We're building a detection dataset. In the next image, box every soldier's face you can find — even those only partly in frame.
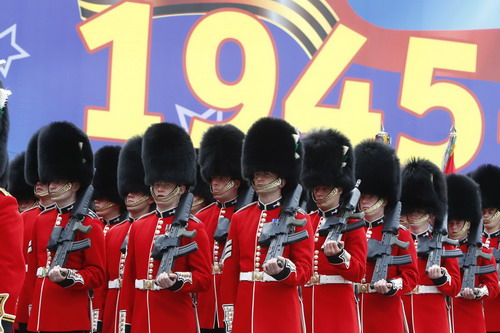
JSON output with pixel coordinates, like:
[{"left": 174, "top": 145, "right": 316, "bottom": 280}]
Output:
[
  {"left": 34, "top": 182, "right": 49, "bottom": 198},
  {"left": 48, "top": 181, "right": 79, "bottom": 205},
  {"left": 152, "top": 181, "right": 177, "bottom": 197},
  {"left": 211, "top": 175, "right": 239, "bottom": 202},
  {"left": 448, "top": 219, "right": 469, "bottom": 240},
  {"left": 483, "top": 208, "right": 500, "bottom": 229},
  {"left": 125, "top": 192, "right": 153, "bottom": 217},
  {"left": 253, "top": 171, "right": 278, "bottom": 186},
  {"left": 18, "top": 199, "right": 36, "bottom": 213},
  {"left": 359, "top": 194, "right": 385, "bottom": 220},
  {"left": 313, "top": 186, "right": 342, "bottom": 211}
]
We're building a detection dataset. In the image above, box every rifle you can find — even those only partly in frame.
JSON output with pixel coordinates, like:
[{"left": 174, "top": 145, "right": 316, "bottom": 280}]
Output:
[
  {"left": 47, "top": 185, "right": 94, "bottom": 269},
  {"left": 258, "top": 184, "right": 309, "bottom": 264},
  {"left": 317, "top": 180, "right": 365, "bottom": 244},
  {"left": 368, "top": 201, "right": 413, "bottom": 285},
  {"left": 460, "top": 219, "right": 496, "bottom": 293},
  {"left": 417, "top": 211, "right": 462, "bottom": 273},
  {"left": 492, "top": 247, "right": 500, "bottom": 279},
  {"left": 213, "top": 187, "right": 255, "bottom": 243},
  {"left": 151, "top": 192, "right": 198, "bottom": 279}
]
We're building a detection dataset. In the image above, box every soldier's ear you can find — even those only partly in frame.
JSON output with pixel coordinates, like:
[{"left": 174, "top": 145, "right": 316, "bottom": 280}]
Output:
[
  {"left": 178, "top": 185, "right": 186, "bottom": 195},
  {"left": 279, "top": 178, "right": 286, "bottom": 189},
  {"left": 234, "top": 179, "right": 241, "bottom": 189},
  {"left": 72, "top": 182, "right": 81, "bottom": 193}
]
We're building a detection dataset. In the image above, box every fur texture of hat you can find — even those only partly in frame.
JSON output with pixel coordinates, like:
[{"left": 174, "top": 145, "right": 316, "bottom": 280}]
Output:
[
  {"left": 8, "top": 152, "right": 35, "bottom": 201},
  {"left": 93, "top": 145, "right": 123, "bottom": 206},
  {"left": 192, "top": 149, "right": 214, "bottom": 205},
  {"left": 401, "top": 158, "right": 447, "bottom": 217},
  {"left": 142, "top": 122, "right": 196, "bottom": 187},
  {"left": 446, "top": 174, "right": 482, "bottom": 226},
  {"left": 38, "top": 122, "right": 94, "bottom": 189},
  {"left": 199, "top": 124, "right": 245, "bottom": 183},
  {"left": 242, "top": 117, "right": 303, "bottom": 193},
  {"left": 354, "top": 140, "right": 401, "bottom": 209},
  {"left": 24, "top": 129, "right": 43, "bottom": 186},
  {"left": 0, "top": 86, "right": 10, "bottom": 188},
  {"left": 301, "top": 129, "right": 354, "bottom": 193},
  {"left": 470, "top": 164, "right": 500, "bottom": 210},
  {"left": 118, "top": 136, "right": 149, "bottom": 198}
]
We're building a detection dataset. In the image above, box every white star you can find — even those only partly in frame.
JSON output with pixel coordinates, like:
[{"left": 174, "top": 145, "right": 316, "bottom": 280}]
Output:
[
  {"left": 175, "top": 104, "right": 224, "bottom": 131},
  {"left": 0, "top": 24, "right": 30, "bottom": 78}
]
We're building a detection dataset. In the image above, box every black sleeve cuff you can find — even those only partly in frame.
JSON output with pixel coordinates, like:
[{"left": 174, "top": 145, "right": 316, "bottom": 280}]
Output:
[
  {"left": 167, "top": 278, "right": 184, "bottom": 292},
  {"left": 270, "top": 259, "right": 292, "bottom": 281},
  {"left": 431, "top": 273, "right": 448, "bottom": 287},
  {"left": 326, "top": 249, "right": 345, "bottom": 264},
  {"left": 56, "top": 269, "right": 84, "bottom": 288}
]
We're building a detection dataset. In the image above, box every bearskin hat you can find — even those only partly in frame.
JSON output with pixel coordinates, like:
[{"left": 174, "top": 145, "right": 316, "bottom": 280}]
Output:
[
  {"left": 38, "top": 122, "right": 94, "bottom": 190},
  {"left": 242, "top": 117, "right": 303, "bottom": 193},
  {"left": 0, "top": 86, "right": 10, "bottom": 188},
  {"left": 142, "top": 122, "right": 196, "bottom": 187},
  {"left": 301, "top": 129, "right": 354, "bottom": 193},
  {"left": 199, "top": 124, "right": 245, "bottom": 184},
  {"left": 354, "top": 139, "right": 401, "bottom": 209},
  {"left": 192, "top": 149, "right": 214, "bottom": 205},
  {"left": 118, "top": 136, "right": 148, "bottom": 198},
  {"left": 92, "top": 145, "right": 123, "bottom": 206},
  {"left": 8, "top": 152, "right": 35, "bottom": 201},
  {"left": 446, "top": 174, "right": 482, "bottom": 226},
  {"left": 401, "top": 158, "right": 447, "bottom": 217},
  {"left": 470, "top": 164, "right": 500, "bottom": 210},
  {"left": 24, "top": 129, "right": 44, "bottom": 186}
]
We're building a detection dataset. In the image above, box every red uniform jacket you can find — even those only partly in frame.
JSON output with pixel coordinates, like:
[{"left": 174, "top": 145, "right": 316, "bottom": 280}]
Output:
[
  {"left": 361, "top": 218, "right": 419, "bottom": 333},
  {"left": 118, "top": 209, "right": 211, "bottom": 333},
  {"left": 303, "top": 209, "right": 367, "bottom": 333},
  {"left": 221, "top": 200, "right": 314, "bottom": 333},
  {"left": 93, "top": 213, "right": 129, "bottom": 331},
  {"left": 26, "top": 205, "right": 106, "bottom": 332},
  {"left": 195, "top": 199, "right": 237, "bottom": 329},
  {"left": 402, "top": 231, "right": 461, "bottom": 333},
  {"left": 452, "top": 241, "right": 499, "bottom": 333},
  {"left": 482, "top": 230, "right": 500, "bottom": 332},
  {"left": 0, "top": 190, "right": 25, "bottom": 332}
]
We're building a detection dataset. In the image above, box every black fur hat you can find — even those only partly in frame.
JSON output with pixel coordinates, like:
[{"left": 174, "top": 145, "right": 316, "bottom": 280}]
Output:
[
  {"left": 354, "top": 140, "right": 401, "bottom": 209},
  {"left": 301, "top": 129, "right": 354, "bottom": 193},
  {"left": 192, "top": 149, "right": 214, "bottom": 204},
  {"left": 142, "top": 122, "right": 196, "bottom": 187},
  {"left": 470, "top": 164, "right": 500, "bottom": 210},
  {"left": 401, "top": 158, "right": 447, "bottom": 217},
  {"left": 25, "top": 129, "right": 43, "bottom": 186},
  {"left": 118, "top": 136, "right": 148, "bottom": 198},
  {"left": 446, "top": 174, "right": 482, "bottom": 226},
  {"left": 242, "top": 117, "right": 303, "bottom": 193},
  {"left": 38, "top": 122, "right": 94, "bottom": 190},
  {"left": 93, "top": 145, "right": 123, "bottom": 206},
  {"left": 0, "top": 86, "right": 10, "bottom": 188},
  {"left": 199, "top": 124, "right": 245, "bottom": 183},
  {"left": 8, "top": 152, "right": 35, "bottom": 202}
]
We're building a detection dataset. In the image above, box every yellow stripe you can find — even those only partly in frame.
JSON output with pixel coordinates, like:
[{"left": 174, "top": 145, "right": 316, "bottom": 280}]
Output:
[{"left": 2, "top": 314, "right": 15, "bottom": 322}]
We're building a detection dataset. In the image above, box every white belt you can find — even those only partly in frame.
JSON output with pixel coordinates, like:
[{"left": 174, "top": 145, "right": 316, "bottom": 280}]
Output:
[
  {"left": 408, "top": 285, "right": 441, "bottom": 294},
  {"left": 135, "top": 279, "right": 162, "bottom": 291},
  {"left": 108, "top": 278, "right": 122, "bottom": 289},
  {"left": 36, "top": 267, "right": 49, "bottom": 278},
  {"left": 306, "top": 274, "right": 352, "bottom": 286},
  {"left": 239, "top": 271, "right": 277, "bottom": 282},
  {"left": 355, "top": 283, "right": 377, "bottom": 293}
]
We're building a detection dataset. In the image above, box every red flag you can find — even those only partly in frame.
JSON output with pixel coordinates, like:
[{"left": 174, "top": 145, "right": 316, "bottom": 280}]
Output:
[{"left": 442, "top": 125, "right": 457, "bottom": 174}]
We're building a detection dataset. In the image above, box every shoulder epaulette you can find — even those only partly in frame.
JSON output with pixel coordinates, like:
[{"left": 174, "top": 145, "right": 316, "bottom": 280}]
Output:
[
  {"left": 196, "top": 202, "right": 216, "bottom": 214},
  {"left": 22, "top": 205, "right": 40, "bottom": 214},
  {"left": 87, "top": 210, "right": 99, "bottom": 219},
  {"left": 190, "top": 215, "right": 203, "bottom": 224},
  {"left": 0, "top": 187, "right": 11, "bottom": 196},
  {"left": 235, "top": 201, "right": 257, "bottom": 213}
]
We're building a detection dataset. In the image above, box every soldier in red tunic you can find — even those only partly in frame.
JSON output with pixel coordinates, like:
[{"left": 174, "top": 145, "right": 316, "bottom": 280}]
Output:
[
  {"left": 447, "top": 174, "right": 499, "bottom": 333},
  {"left": 15, "top": 129, "right": 55, "bottom": 333},
  {"left": 300, "top": 129, "right": 367, "bottom": 333},
  {"left": 26, "top": 122, "right": 106, "bottom": 333},
  {"left": 92, "top": 145, "right": 128, "bottom": 332},
  {"left": 101, "top": 136, "right": 154, "bottom": 333},
  {"left": 0, "top": 87, "right": 25, "bottom": 333},
  {"left": 399, "top": 158, "right": 461, "bottom": 333},
  {"left": 470, "top": 164, "right": 500, "bottom": 333},
  {"left": 354, "top": 140, "right": 418, "bottom": 333},
  {"left": 221, "top": 117, "right": 314, "bottom": 333},
  {"left": 118, "top": 123, "right": 211, "bottom": 333},
  {"left": 8, "top": 153, "right": 37, "bottom": 212},
  {"left": 195, "top": 124, "right": 247, "bottom": 333}
]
